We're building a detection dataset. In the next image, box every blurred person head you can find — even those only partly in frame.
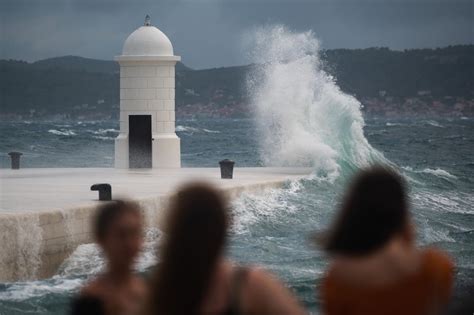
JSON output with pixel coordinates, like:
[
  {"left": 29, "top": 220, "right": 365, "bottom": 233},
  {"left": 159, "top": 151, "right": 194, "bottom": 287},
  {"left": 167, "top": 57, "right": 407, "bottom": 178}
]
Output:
[
  {"left": 319, "top": 165, "right": 412, "bottom": 256},
  {"left": 94, "top": 200, "right": 143, "bottom": 270},
  {"left": 147, "top": 182, "right": 229, "bottom": 315},
  {"left": 318, "top": 166, "right": 456, "bottom": 315}
]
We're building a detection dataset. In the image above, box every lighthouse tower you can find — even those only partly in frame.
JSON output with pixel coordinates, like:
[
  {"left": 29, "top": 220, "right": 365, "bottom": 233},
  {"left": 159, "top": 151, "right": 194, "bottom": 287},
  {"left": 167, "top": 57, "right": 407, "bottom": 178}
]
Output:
[{"left": 115, "top": 16, "right": 181, "bottom": 168}]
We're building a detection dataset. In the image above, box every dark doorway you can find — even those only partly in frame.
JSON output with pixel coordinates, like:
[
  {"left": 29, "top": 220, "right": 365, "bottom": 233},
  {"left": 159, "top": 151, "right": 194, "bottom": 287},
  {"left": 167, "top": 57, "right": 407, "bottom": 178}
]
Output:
[{"left": 129, "top": 115, "right": 152, "bottom": 168}]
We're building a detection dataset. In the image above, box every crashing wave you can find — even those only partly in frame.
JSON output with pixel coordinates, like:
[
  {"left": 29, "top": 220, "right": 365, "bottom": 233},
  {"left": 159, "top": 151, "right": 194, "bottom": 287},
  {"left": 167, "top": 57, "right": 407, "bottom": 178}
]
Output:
[{"left": 246, "top": 25, "right": 386, "bottom": 179}]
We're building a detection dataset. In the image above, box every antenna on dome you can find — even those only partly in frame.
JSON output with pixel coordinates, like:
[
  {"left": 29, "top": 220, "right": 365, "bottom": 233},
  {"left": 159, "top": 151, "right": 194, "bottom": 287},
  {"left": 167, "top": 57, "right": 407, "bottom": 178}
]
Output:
[{"left": 144, "top": 15, "right": 151, "bottom": 26}]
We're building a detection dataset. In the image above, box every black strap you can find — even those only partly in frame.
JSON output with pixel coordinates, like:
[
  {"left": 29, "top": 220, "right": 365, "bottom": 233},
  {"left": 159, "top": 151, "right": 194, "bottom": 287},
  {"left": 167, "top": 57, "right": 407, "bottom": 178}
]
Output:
[
  {"left": 70, "top": 295, "right": 105, "bottom": 315},
  {"left": 227, "top": 266, "right": 248, "bottom": 315}
]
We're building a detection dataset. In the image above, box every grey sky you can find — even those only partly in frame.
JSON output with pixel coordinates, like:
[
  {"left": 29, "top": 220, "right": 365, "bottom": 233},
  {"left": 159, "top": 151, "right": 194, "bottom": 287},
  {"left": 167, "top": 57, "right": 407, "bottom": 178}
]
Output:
[{"left": 1, "top": 0, "right": 472, "bottom": 69}]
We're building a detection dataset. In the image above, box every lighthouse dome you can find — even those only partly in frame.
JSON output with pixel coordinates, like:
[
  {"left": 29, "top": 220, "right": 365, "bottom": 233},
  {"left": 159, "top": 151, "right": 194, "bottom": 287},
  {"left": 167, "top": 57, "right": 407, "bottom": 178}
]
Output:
[{"left": 122, "top": 24, "right": 174, "bottom": 57}]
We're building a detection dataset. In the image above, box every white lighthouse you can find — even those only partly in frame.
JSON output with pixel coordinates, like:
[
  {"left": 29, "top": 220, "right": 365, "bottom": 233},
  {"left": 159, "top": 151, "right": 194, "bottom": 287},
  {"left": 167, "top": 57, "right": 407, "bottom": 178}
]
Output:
[{"left": 115, "top": 16, "right": 181, "bottom": 168}]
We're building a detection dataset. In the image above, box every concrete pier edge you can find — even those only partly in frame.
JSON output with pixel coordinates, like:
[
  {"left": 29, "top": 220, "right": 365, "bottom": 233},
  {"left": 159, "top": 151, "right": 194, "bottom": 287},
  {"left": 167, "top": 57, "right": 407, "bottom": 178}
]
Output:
[{"left": 0, "top": 173, "right": 308, "bottom": 282}]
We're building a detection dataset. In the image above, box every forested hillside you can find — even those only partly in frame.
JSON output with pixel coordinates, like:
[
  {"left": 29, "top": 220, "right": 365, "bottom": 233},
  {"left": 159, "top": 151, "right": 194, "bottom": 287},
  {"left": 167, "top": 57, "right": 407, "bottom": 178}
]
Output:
[{"left": 1, "top": 45, "right": 472, "bottom": 119}]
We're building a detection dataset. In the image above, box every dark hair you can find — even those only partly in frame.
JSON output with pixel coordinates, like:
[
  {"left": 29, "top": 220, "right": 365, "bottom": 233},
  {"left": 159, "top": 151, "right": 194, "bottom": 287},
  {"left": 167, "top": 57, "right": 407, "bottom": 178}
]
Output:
[
  {"left": 320, "top": 166, "right": 409, "bottom": 256},
  {"left": 94, "top": 200, "right": 141, "bottom": 241},
  {"left": 147, "top": 182, "right": 228, "bottom": 315}
]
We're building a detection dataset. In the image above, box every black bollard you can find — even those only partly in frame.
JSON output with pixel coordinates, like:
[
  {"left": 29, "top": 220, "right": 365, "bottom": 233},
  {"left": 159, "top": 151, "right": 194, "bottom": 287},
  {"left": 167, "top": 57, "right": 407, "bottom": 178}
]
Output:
[
  {"left": 219, "top": 159, "right": 235, "bottom": 179},
  {"left": 8, "top": 152, "right": 23, "bottom": 170},
  {"left": 91, "top": 183, "right": 112, "bottom": 201}
]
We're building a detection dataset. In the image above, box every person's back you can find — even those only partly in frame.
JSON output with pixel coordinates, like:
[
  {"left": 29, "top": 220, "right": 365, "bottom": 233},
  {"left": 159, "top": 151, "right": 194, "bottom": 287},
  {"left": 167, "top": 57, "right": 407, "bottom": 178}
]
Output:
[
  {"left": 316, "top": 166, "right": 454, "bottom": 315},
  {"left": 199, "top": 260, "right": 306, "bottom": 315},
  {"left": 322, "top": 245, "right": 453, "bottom": 315},
  {"left": 146, "top": 182, "right": 306, "bottom": 315}
]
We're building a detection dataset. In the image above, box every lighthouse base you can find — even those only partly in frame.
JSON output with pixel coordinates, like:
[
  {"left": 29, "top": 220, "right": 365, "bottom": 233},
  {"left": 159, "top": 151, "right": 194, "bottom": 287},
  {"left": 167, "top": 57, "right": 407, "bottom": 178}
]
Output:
[{"left": 115, "top": 133, "right": 181, "bottom": 168}]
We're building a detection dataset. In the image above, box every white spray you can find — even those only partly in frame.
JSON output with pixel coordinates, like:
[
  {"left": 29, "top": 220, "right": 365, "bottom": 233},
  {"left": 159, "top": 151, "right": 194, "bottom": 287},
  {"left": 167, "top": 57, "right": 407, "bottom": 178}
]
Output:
[{"left": 246, "top": 26, "right": 385, "bottom": 179}]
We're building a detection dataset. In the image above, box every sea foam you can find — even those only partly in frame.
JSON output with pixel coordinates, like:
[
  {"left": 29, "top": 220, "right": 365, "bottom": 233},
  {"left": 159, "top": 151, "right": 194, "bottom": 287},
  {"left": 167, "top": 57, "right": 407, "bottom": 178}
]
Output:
[
  {"left": 48, "top": 129, "right": 76, "bottom": 136},
  {"left": 421, "top": 168, "right": 457, "bottom": 179},
  {"left": 246, "top": 25, "right": 385, "bottom": 179},
  {"left": 176, "top": 125, "right": 220, "bottom": 133}
]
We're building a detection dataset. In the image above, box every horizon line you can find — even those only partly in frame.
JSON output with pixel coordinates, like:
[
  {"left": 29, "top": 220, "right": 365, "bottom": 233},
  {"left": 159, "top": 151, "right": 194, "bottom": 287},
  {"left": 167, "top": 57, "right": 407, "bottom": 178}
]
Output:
[{"left": 2, "top": 43, "right": 473, "bottom": 71}]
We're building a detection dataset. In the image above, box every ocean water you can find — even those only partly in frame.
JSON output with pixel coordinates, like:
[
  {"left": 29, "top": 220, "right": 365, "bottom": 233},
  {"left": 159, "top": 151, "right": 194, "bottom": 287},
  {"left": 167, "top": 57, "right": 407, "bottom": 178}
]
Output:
[
  {"left": 0, "top": 117, "right": 473, "bottom": 314},
  {"left": 1, "top": 26, "right": 473, "bottom": 314}
]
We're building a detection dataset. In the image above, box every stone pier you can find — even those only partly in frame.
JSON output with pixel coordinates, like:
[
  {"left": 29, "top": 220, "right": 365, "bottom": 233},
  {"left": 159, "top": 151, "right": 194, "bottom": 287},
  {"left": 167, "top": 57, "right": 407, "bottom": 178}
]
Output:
[{"left": 0, "top": 167, "right": 311, "bottom": 282}]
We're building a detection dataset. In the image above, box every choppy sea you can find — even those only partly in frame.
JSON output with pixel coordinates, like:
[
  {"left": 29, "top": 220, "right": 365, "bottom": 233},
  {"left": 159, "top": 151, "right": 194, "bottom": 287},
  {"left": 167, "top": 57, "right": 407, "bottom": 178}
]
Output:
[{"left": 0, "top": 117, "right": 473, "bottom": 314}]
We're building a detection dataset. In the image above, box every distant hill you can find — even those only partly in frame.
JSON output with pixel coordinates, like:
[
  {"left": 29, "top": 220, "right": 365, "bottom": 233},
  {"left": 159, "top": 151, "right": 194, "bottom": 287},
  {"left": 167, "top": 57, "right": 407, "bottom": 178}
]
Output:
[
  {"left": 1, "top": 45, "right": 473, "bottom": 119},
  {"left": 32, "top": 56, "right": 119, "bottom": 73},
  {"left": 321, "top": 46, "right": 473, "bottom": 98},
  {"left": 31, "top": 55, "right": 192, "bottom": 73}
]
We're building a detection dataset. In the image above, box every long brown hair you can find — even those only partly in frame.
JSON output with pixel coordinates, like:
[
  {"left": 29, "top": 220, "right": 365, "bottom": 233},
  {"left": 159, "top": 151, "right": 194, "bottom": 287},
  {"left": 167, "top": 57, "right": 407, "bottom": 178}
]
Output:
[
  {"left": 320, "top": 166, "right": 409, "bottom": 256},
  {"left": 147, "top": 182, "right": 229, "bottom": 315}
]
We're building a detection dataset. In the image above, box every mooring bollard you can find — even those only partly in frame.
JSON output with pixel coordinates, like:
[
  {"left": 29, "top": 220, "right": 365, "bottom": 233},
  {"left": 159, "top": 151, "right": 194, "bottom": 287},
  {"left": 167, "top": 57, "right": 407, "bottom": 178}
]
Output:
[
  {"left": 91, "top": 183, "right": 112, "bottom": 201},
  {"left": 219, "top": 159, "right": 235, "bottom": 179},
  {"left": 8, "top": 152, "right": 23, "bottom": 170}
]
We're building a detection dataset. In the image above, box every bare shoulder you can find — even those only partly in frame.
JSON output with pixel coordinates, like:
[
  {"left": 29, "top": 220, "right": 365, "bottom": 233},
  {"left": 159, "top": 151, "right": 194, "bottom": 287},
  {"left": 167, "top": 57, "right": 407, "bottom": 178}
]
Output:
[
  {"left": 243, "top": 267, "right": 306, "bottom": 315},
  {"left": 422, "top": 247, "right": 454, "bottom": 271},
  {"left": 246, "top": 267, "right": 289, "bottom": 291},
  {"left": 130, "top": 274, "right": 147, "bottom": 295},
  {"left": 79, "top": 277, "right": 104, "bottom": 298},
  {"left": 422, "top": 247, "right": 455, "bottom": 301},
  {"left": 325, "top": 260, "right": 343, "bottom": 278},
  {"left": 422, "top": 247, "right": 454, "bottom": 288},
  {"left": 246, "top": 267, "right": 277, "bottom": 286}
]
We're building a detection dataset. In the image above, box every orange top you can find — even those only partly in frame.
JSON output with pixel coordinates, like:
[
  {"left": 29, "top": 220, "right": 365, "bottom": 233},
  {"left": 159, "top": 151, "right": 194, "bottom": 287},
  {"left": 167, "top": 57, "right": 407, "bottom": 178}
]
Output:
[{"left": 320, "top": 248, "right": 454, "bottom": 315}]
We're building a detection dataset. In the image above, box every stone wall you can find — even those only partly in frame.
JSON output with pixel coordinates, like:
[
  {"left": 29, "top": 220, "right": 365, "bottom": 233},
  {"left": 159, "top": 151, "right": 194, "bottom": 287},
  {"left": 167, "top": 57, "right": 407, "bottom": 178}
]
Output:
[
  {"left": 0, "top": 180, "right": 285, "bottom": 282},
  {"left": 115, "top": 59, "right": 180, "bottom": 169}
]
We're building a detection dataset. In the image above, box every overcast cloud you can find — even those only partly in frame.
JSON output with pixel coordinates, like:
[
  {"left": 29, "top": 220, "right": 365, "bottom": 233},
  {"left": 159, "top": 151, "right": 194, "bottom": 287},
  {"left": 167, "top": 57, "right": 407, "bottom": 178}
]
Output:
[{"left": 1, "top": 0, "right": 472, "bottom": 69}]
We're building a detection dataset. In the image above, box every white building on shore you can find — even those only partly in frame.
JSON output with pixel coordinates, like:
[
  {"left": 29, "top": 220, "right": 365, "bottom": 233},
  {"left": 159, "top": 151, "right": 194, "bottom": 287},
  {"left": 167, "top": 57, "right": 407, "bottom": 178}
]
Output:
[{"left": 115, "top": 16, "right": 181, "bottom": 168}]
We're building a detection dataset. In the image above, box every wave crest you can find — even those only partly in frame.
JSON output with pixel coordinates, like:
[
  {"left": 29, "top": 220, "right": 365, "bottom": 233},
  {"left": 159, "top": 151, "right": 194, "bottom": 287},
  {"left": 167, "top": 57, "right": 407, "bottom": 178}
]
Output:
[
  {"left": 246, "top": 25, "right": 385, "bottom": 178},
  {"left": 48, "top": 129, "right": 76, "bottom": 136}
]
